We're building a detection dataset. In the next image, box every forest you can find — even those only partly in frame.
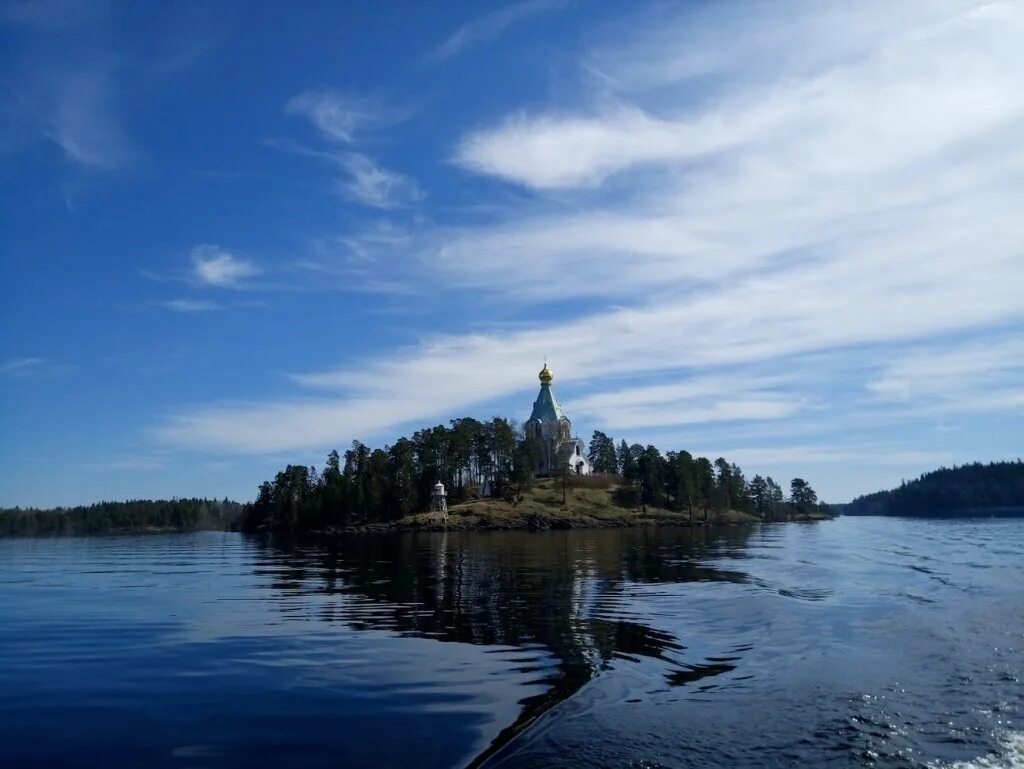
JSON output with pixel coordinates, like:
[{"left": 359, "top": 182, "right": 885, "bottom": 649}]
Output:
[
  {"left": 843, "top": 460, "right": 1024, "bottom": 517},
  {"left": 0, "top": 498, "right": 245, "bottom": 537},
  {"left": 241, "top": 418, "right": 827, "bottom": 532}
]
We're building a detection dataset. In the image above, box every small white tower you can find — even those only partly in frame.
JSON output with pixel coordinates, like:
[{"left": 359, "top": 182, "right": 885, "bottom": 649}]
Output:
[{"left": 431, "top": 481, "right": 448, "bottom": 521}]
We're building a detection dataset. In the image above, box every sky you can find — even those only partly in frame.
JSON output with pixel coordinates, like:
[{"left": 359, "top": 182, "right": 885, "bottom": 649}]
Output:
[{"left": 1, "top": 0, "right": 1022, "bottom": 508}]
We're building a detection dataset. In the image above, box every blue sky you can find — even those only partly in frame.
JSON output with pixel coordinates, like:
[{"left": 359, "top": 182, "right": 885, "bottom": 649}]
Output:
[{"left": 1, "top": 0, "right": 1022, "bottom": 508}]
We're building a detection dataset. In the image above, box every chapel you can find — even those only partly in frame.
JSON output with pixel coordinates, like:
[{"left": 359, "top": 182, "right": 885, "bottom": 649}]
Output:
[{"left": 524, "top": 362, "right": 591, "bottom": 476}]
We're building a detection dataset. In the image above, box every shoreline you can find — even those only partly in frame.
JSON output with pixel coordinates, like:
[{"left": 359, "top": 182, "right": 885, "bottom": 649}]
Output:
[{"left": 298, "top": 506, "right": 834, "bottom": 536}]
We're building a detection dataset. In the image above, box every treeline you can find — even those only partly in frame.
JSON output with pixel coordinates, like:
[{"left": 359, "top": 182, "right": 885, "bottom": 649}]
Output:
[
  {"left": 589, "top": 431, "right": 824, "bottom": 521},
  {"left": 843, "top": 460, "right": 1024, "bottom": 517},
  {"left": 243, "top": 417, "right": 535, "bottom": 532},
  {"left": 243, "top": 419, "right": 829, "bottom": 532},
  {"left": 0, "top": 498, "right": 245, "bottom": 537}
]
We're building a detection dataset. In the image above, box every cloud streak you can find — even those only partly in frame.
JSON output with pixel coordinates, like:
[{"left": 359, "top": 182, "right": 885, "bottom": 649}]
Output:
[
  {"left": 286, "top": 89, "right": 404, "bottom": 144},
  {"left": 162, "top": 299, "right": 221, "bottom": 313},
  {"left": 0, "top": 357, "right": 46, "bottom": 376},
  {"left": 427, "top": 0, "right": 568, "bottom": 63}
]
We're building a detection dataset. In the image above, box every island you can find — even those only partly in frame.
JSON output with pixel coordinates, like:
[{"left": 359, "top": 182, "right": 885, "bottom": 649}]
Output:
[
  {"left": 0, "top": 363, "right": 832, "bottom": 537},
  {"left": 238, "top": 363, "right": 831, "bottom": 533}
]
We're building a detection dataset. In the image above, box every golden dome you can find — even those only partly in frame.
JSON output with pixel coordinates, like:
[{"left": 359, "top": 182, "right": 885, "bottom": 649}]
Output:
[{"left": 539, "top": 362, "right": 553, "bottom": 383}]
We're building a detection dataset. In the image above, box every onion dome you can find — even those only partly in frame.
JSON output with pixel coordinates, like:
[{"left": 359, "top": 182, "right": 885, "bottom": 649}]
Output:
[{"left": 529, "top": 361, "right": 565, "bottom": 422}]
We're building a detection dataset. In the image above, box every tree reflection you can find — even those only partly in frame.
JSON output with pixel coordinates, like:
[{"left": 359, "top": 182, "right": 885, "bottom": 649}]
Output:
[{"left": 249, "top": 526, "right": 756, "bottom": 765}]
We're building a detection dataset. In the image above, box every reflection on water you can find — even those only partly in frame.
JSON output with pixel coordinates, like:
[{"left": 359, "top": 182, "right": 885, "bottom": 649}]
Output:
[
  {"left": 0, "top": 519, "right": 1021, "bottom": 769},
  {"left": 250, "top": 527, "right": 755, "bottom": 764}
]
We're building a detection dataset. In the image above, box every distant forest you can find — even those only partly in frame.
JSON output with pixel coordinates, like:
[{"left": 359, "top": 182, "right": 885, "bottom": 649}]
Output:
[
  {"left": 241, "top": 418, "right": 827, "bottom": 532},
  {"left": 843, "top": 460, "right": 1024, "bottom": 517},
  {"left": 0, "top": 498, "right": 245, "bottom": 537}
]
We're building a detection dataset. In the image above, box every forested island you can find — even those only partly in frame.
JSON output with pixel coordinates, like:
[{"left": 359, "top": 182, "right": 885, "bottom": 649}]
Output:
[
  {"left": 842, "top": 460, "right": 1024, "bottom": 517},
  {"left": 239, "top": 418, "right": 831, "bottom": 533},
  {"left": 0, "top": 417, "right": 831, "bottom": 537}
]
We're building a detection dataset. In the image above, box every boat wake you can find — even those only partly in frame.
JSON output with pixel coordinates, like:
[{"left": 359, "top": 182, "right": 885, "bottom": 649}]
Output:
[{"left": 931, "top": 731, "right": 1024, "bottom": 769}]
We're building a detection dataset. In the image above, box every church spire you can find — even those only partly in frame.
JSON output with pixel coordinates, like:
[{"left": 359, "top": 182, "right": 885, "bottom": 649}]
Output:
[{"left": 529, "top": 361, "right": 564, "bottom": 422}]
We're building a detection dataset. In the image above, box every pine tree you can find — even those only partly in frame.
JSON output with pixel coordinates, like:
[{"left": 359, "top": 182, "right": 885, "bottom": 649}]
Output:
[
  {"left": 588, "top": 431, "right": 618, "bottom": 474},
  {"left": 618, "top": 439, "right": 635, "bottom": 480}
]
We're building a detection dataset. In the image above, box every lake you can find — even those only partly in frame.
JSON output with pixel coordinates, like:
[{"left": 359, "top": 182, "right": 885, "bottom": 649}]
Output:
[{"left": 0, "top": 517, "right": 1021, "bottom": 768}]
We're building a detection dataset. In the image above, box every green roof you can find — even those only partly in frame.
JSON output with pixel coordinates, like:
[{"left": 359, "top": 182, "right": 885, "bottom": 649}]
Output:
[{"left": 528, "top": 383, "right": 566, "bottom": 423}]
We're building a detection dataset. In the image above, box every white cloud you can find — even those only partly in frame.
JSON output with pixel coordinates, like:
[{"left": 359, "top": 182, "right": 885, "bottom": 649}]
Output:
[
  {"left": 457, "top": 2, "right": 1024, "bottom": 190},
  {"left": 162, "top": 298, "right": 221, "bottom": 313},
  {"left": 865, "top": 333, "right": 1024, "bottom": 413},
  {"left": 572, "top": 377, "right": 804, "bottom": 431},
  {"left": 339, "top": 153, "right": 424, "bottom": 209},
  {"left": 406, "top": 3, "right": 1022, "bottom": 307},
  {"left": 190, "top": 245, "right": 260, "bottom": 288},
  {"left": 427, "top": 0, "right": 568, "bottom": 63},
  {"left": 454, "top": 106, "right": 740, "bottom": 189}
]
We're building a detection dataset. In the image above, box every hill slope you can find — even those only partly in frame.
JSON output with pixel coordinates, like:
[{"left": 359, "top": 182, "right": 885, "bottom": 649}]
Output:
[{"left": 398, "top": 478, "right": 797, "bottom": 530}]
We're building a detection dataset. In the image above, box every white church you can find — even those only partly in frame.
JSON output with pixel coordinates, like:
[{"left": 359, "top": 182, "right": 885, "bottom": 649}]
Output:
[{"left": 524, "top": 362, "right": 591, "bottom": 477}]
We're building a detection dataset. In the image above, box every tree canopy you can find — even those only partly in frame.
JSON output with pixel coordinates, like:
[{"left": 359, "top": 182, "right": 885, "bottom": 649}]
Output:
[{"left": 243, "top": 422, "right": 829, "bottom": 533}]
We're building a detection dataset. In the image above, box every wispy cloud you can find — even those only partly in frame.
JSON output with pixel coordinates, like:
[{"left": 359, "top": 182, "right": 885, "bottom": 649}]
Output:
[
  {"left": 2, "top": 2, "right": 213, "bottom": 174},
  {"left": 162, "top": 298, "right": 221, "bottom": 313},
  {"left": 295, "top": 223, "right": 423, "bottom": 295},
  {"left": 6, "top": 59, "right": 139, "bottom": 171},
  {"left": 427, "top": 0, "right": 568, "bottom": 63},
  {"left": 190, "top": 245, "right": 260, "bottom": 288},
  {"left": 697, "top": 445, "right": 956, "bottom": 469},
  {"left": 0, "top": 357, "right": 46, "bottom": 376},
  {"left": 49, "top": 68, "right": 138, "bottom": 169},
  {"left": 284, "top": 91, "right": 422, "bottom": 209},
  {"left": 286, "top": 89, "right": 403, "bottom": 144},
  {"left": 865, "top": 333, "right": 1024, "bottom": 415},
  {"left": 572, "top": 376, "right": 806, "bottom": 431},
  {"left": 339, "top": 153, "right": 423, "bottom": 208}
]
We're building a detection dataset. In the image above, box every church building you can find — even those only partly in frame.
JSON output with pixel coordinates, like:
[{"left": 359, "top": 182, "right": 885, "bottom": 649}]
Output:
[{"left": 524, "top": 362, "right": 591, "bottom": 476}]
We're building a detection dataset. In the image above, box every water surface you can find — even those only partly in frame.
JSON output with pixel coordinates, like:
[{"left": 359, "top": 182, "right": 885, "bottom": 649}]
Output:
[{"left": 0, "top": 518, "right": 1020, "bottom": 768}]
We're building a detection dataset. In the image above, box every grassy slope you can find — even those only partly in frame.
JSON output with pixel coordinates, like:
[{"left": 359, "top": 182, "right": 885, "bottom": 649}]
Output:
[{"left": 397, "top": 478, "right": 760, "bottom": 530}]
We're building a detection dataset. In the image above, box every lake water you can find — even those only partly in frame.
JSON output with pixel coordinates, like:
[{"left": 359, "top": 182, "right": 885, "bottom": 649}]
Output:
[{"left": 0, "top": 517, "right": 1021, "bottom": 769}]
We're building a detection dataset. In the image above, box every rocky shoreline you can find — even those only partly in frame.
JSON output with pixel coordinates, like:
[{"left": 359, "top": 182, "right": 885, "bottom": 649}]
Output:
[{"left": 302, "top": 504, "right": 833, "bottom": 536}]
